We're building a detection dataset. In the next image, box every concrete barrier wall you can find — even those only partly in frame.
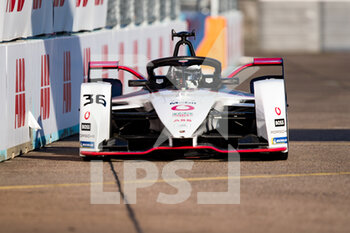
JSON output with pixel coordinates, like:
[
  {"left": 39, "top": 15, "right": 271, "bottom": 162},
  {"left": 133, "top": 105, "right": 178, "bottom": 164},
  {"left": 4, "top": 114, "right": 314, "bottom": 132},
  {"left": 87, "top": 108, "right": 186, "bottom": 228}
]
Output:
[
  {"left": 0, "top": 20, "right": 187, "bottom": 162},
  {"left": 322, "top": 1, "right": 350, "bottom": 51},
  {"left": 259, "top": 0, "right": 321, "bottom": 52},
  {"left": 259, "top": 0, "right": 350, "bottom": 52}
]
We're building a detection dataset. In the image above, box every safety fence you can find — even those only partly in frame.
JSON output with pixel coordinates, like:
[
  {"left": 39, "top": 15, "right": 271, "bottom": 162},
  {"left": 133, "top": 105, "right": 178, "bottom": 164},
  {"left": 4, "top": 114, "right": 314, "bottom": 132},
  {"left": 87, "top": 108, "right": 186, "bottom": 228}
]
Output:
[{"left": 0, "top": 21, "right": 186, "bottom": 162}]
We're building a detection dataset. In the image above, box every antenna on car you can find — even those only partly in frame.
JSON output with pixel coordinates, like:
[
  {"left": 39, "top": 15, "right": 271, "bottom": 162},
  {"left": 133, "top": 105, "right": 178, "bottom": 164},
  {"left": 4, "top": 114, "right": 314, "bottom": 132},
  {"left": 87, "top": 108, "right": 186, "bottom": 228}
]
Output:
[{"left": 171, "top": 29, "right": 196, "bottom": 57}]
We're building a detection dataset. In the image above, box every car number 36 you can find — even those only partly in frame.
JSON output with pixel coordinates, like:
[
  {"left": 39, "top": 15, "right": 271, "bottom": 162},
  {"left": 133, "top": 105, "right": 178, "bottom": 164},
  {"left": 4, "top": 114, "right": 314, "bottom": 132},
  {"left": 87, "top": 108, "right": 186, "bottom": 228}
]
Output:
[{"left": 83, "top": 94, "right": 106, "bottom": 107}]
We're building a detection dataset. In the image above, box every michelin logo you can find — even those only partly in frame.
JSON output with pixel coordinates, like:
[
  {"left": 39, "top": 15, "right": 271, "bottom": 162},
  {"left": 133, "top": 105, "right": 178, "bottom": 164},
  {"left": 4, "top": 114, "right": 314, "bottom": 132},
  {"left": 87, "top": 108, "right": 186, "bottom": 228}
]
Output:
[{"left": 272, "top": 137, "right": 288, "bottom": 144}]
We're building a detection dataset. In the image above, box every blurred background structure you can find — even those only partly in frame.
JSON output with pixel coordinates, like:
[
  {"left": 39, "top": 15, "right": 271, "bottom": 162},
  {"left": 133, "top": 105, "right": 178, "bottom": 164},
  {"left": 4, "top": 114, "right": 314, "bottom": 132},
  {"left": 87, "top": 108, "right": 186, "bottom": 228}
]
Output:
[{"left": 238, "top": 0, "right": 350, "bottom": 54}]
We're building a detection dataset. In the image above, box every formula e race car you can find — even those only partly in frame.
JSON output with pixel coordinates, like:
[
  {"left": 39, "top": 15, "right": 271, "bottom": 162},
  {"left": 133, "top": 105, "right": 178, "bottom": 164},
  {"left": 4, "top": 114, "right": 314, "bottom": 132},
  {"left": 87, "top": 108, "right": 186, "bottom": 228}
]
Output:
[{"left": 79, "top": 30, "right": 289, "bottom": 160}]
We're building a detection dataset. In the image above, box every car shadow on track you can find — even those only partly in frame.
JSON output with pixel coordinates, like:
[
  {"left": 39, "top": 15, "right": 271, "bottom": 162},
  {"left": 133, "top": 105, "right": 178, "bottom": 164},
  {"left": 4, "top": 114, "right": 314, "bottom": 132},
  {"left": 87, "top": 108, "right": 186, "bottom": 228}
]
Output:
[{"left": 17, "top": 129, "right": 350, "bottom": 162}]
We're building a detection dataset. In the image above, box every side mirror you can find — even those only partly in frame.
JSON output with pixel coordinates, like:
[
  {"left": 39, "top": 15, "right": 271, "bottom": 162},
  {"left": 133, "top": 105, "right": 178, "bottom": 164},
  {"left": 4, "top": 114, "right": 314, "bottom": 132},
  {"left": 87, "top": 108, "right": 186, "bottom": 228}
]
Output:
[
  {"left": 221, "top": 77, "right": 239, "bottom": 85},
  {"left": 129, "top": 79, "right": 148, "bottom": 87}
]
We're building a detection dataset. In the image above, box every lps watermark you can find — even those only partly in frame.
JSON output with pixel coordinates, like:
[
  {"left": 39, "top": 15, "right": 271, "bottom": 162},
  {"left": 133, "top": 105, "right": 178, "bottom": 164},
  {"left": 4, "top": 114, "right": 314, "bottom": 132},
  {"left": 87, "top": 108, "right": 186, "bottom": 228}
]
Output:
[{"left": 90, "top": 151, "right": 240, "bottom": 205}]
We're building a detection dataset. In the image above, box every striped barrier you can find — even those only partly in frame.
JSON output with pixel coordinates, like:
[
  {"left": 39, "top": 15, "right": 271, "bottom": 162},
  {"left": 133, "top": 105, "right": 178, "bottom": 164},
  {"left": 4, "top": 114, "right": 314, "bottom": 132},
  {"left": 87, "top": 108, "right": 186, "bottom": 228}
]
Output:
[{"left": 0, "top": 20, "right": 187, "bottom": 162}]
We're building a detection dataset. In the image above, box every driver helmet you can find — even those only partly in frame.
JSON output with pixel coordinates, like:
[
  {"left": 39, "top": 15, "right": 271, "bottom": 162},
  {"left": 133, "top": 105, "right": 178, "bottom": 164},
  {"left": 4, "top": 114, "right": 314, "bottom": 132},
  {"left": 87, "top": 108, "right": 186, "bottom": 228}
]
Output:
[{"left": 170, "top": 65, "right": 202, "bottom": 88}]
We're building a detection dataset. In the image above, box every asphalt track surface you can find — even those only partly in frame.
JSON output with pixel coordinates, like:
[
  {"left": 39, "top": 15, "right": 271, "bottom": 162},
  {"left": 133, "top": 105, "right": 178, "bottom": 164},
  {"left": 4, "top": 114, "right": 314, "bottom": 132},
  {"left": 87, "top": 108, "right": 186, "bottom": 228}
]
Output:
[{"left": 1, "top": 53, "right": 350, "bottom": 233}]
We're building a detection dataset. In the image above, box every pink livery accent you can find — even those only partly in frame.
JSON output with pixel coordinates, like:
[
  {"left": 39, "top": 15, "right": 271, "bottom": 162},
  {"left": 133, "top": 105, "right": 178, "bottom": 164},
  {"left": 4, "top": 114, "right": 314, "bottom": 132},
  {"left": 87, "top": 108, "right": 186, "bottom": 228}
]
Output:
[
  {"left": 253, "top": 58, "right": 283, "bottom": 65},
  {"left": 89, "top": 61, "right": 146, "bottom": 80},
  {"left": 89, "top": 61, "right": 119, "bottom": 68},
  {"left": 227, "top": 57, "right": 283, "bottom": 78},
  {"left": 81, "top": 146, "right": 287, "bottom": 156}
]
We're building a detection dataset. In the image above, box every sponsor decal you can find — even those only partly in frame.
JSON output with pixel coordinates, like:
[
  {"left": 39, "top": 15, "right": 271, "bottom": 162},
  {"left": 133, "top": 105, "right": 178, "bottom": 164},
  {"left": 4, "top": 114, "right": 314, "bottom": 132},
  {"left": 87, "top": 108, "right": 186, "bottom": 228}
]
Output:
[
  {"left": 170, "top": 101, "right": 196, "bottom": 105},
  {"left": 80, "top": 134, "right": 95, "bottom": 139},
  {"left": 174, "top": 119, "right": 192, "bottom": 122},
  {"left": 275, "top": 107, "right": 281, "bottom": 116},
  {"left": 172, "top": 112, "right": 193, "bottom": 117},
  {"left": 81, "top": 123, "right": 91, "bottom": 131},
  {"left": 84, "top": 111, "right": 90, "bottom": 120},
  {"left": 271, "top": 130, "right": 287, "bottom": 134},
  {"left": 272, "top": 137, "right": 288, "bottom": 144},
  {"left": 171, "top": 105, "right": 195, "bottom": 111},
  {"left": 274, "top": 119, "right": 285, "bottom": 127},
  {"left": 80, "top": 141, "right": 95, "bottom": 148}
]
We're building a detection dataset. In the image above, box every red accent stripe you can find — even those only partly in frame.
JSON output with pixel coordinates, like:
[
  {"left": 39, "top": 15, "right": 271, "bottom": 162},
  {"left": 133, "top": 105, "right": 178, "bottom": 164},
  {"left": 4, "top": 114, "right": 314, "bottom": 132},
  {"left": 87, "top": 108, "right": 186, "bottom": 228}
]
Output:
[
  {"left": 118, "top": 66, "right": 145, "bottom": 80},
  {"left": 45, "top": 88, "right": 49, "bottom": 119},
  {"left": 47, "top": 55, "right": 50, "bottom": 85},
  {"left": 63, "top": 83, "right": 65, "bottom": 113},
  {"left": 147, "top": 38, "right": 151, "bottom": 61},
  {"left": 40, "top": 89, "right": 43, "bottom": 118},
  {"left": 102, "top": 45, "right": 109, "bottom": 79},
  {"left": 47, "top": 88, "right": 50, "bottom": 118},
  {"left": 15, "top": 95, "right": 18, "bottom": 128},
  {"left": 41, "top": 56, "right": 43, "bottom": 87},
  {"left": 21, "top": 93, "right": 25, "bottom": 127},
  {"left": 64, "top": 52, "right": 66, "bottom": 82},
  {"left": 68, "top": 83, "right": 71, "bottom": 112},
  {"left": 68, "top": 52, "right": 71, "bottom": 81},
  {"left": 133, "top": 40, "right": 138, "bottom": 72},
  {"left": 45, "top": 55, "right": 47, "bottom": 86},
  {"left": 22, "top": 58, "right": 25, "bottom": 92},
  {"left": 16, "top": 59, "right": 18, "bottom": 93},
  {"left": 227, "top": 63, "right": 253, "bottom": 78},
  {"left": 19, "top": 59, "right": 22, "bottom": 92},
  {"left": 81, "top": 146, "right": 288, "bottom": 156},
  {"left": 119, "top": 43, "right": 124, "bottom": 84},
  {"left": 19, "top": 94, "right": 22, "bottom": 128},
  {"left": 159, "top": 37, "right": 163, "bottom": 75},
  {"left": 65, "top": 83, "right": 68, "bottom": 113}
]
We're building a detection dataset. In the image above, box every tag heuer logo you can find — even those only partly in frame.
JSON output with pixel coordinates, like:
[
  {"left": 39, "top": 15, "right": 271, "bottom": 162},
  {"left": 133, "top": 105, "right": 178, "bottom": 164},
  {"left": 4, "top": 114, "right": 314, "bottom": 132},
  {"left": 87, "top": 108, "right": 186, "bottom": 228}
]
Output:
[
  {"left": 275, "top": 119, "right": 285, "bottom": 127},
  {"left": 81, "top": 123, "right": 91, "bottom": 131}
]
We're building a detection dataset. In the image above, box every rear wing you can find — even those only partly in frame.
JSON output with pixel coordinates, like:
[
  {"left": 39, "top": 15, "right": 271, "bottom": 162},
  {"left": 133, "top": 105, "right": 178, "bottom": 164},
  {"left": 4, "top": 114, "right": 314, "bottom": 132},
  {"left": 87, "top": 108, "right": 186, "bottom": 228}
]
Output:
[
  {"left": 87, "top": 61, "right": 146, "bottom": 82},
  {"left": 227, "top": 58, "right": 284, "bottom": 78}
]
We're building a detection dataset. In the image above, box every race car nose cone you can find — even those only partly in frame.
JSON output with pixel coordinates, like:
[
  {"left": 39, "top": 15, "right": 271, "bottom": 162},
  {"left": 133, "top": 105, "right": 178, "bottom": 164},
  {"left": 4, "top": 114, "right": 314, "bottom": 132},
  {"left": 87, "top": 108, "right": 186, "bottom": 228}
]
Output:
[{"left": 151, "top": 90, "right": 217, "bottom": 138}]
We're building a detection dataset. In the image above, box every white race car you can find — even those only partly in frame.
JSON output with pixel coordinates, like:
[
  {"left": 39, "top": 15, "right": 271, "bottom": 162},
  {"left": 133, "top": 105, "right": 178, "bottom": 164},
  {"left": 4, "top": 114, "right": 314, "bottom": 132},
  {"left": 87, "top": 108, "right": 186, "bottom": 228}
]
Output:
[{"left": 79, "top": 31, "right": 289, "bottom": 160}]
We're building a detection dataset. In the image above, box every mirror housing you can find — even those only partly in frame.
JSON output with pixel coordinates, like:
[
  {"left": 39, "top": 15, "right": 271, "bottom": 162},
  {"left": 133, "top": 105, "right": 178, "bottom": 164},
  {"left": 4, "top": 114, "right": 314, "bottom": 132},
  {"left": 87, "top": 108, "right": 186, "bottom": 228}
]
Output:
[
  {"left": 129, "top": 79, "right": 148, "bottom": 87},
  {"left": 221, "top": 77, "right": 239, "bottom": 85}
]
